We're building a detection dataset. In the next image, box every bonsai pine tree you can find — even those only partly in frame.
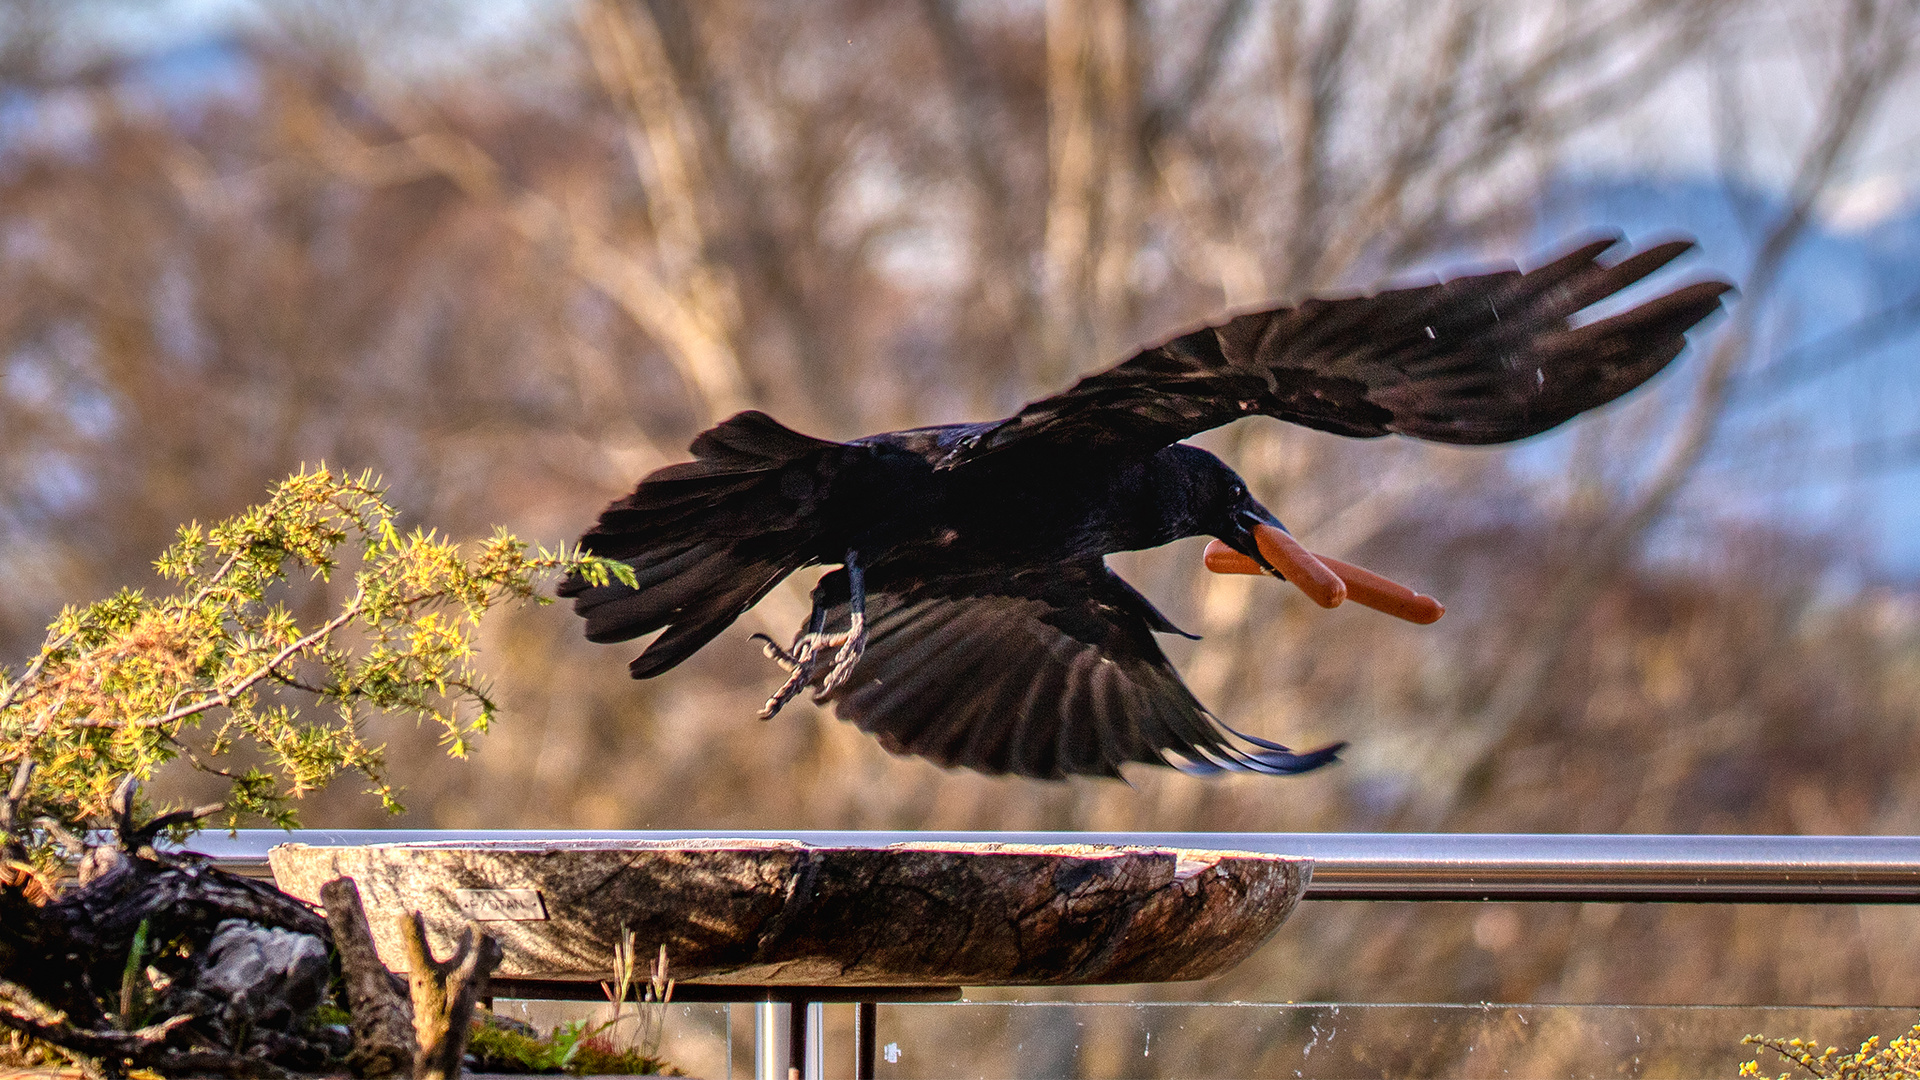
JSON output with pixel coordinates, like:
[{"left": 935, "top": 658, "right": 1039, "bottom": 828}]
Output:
[
  {"left": 0, "top": 467, "right": 631, "bottom": 1076},
  {"left": 1, "top": 465, "right": 631, "bottom": 869}
]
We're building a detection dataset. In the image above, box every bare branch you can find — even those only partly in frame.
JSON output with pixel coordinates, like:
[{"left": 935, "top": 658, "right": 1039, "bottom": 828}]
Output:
[
  {"left": 287, "top": 76, "right": 753, "bottom": 423},
  {"left": 1140, "top": 0, "right": 1255, "bottom": 148},
  {"left": 0, "top": 630, "right": 73, "bottom": 716},
  {"left": 1273, "top": 0, "right": 1359, "bottom": 289},
  {"left": 1040, "top": 0, "right": 1148, "bottom": 384},
  {"left": 1738, "top": 285, "right": 1920, "bottom": 396},
  {"left": 1426, "top": 0, "right": 1920, "bottom": 826},
  {"left": 320, "top": 877, "right": 416, "bottom": 1078},
  {"left": 399, "top": 911, "right": 501, "bottom": 1080}
]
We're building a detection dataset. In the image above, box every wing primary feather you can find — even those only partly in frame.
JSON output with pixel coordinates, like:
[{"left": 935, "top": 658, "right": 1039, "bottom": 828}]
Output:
[
  {"left": 895, "top": 629, "right": 1020, "bottom": 763},
  {"left": 1003, "top": 653, "right": 1070, "bottom": 779},
  {"left": 948, "top": 235, "right": 1729, "bottom": 462},
  {"left": 943, "top": 658, "right": 1037, "bottom": 774}
]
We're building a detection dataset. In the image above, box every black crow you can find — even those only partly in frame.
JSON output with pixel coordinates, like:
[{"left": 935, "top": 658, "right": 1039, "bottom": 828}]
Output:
[{"left": 561, "top": 235, "right": 1731, "bottom": 779}]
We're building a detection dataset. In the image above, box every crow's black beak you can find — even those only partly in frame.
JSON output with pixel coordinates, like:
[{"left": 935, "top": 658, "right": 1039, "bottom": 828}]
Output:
[{"left": 1207, "top": 511, "right": 1444, "bottom": 624}]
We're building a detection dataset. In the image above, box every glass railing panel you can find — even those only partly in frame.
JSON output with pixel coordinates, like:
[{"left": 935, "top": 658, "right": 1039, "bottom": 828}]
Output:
[
  {"left": 492, "top": 998, "right": 1917, "bottom": 1079},
  {"left": 863, "top": 1002, "right": 1915, "bottom": 1080}
]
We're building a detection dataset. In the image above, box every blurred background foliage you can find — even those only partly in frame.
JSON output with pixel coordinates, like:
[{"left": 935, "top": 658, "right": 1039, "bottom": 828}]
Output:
[{"left": 3, "top": 0, "right": 1920, "bottom": 1010}]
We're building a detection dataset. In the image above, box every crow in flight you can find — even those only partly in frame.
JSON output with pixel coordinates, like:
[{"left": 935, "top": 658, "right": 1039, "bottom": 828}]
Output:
[{"left": 562, "top": 236, "right": 1731, "bottom": 779}]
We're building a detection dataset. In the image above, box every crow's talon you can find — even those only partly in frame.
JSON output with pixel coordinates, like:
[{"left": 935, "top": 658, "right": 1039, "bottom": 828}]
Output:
[
  {"left": 759, "top": 666, "right": 809, "bottom": 719},
  {"left": 818, "top": 611, "right": 867, "bottom": 695},
  {"left": 759, "top": 551, "right": 867, "bottom": 719},
  {"left": 750, "top": 633, "right": 793, "bottom": 667},
  {"left": 756, "top": 625, "right": 862, "bottom": 718}
]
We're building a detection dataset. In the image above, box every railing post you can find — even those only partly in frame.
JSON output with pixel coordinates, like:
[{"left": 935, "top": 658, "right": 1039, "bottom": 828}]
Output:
[
  {"left": 855, "top": 1001, "right": 878, "bottom": 1080},
  {"left": 803, "top": 1001, "right": 823, "bottom": 1080},
  {"left": 755, "top": 1001, "right": 790, "bottom": 1080}
]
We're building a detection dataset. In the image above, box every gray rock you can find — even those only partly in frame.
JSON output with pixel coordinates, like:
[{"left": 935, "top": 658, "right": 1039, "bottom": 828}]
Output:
[{"left": 196, "top": 917, "right": 331, "bottom": 1031}]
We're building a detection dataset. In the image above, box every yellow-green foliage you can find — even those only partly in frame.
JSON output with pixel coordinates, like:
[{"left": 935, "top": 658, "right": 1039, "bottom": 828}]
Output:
[
  {"left": 0, "top": 467, "right": 633, "bottom": 865},
  {"left": 1743, "top": 1024, "right": 1920, "bottom": 1079},
  {"left": 2, "top": 1026, "right": 69, "bottom": 1070}
]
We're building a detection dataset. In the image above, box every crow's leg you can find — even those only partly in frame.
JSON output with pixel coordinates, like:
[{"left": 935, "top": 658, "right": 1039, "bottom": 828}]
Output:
[
  {"left": 750, "top": 553, "right": 866, "bottom": 718},
  {"left": 818, "top": 554, "right": 866, "bottom": 695}
]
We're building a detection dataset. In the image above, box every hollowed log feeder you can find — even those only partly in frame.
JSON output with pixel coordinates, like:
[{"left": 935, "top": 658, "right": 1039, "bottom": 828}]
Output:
[{"left": 268, "top": 839, "right": 1309, "bottom": 987}]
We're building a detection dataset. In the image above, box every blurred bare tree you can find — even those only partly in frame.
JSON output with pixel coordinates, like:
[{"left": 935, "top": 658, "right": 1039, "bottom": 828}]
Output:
[{"left": 4, "top": 0, "right": 1920, "bottom": 1015}]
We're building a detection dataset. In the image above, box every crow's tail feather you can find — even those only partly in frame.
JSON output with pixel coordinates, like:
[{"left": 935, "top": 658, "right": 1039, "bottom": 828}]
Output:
[{"left": 560, "top": 411, "right": 842, "bottom": 678}]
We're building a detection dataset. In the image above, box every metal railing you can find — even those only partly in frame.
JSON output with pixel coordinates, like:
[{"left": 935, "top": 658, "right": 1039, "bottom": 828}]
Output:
[
  {"left": 186, "top": 829, "right": 1920, "bottom": 902},
  {"left": 183, "top": 830, "right": 1920, "bottom": 1079}
]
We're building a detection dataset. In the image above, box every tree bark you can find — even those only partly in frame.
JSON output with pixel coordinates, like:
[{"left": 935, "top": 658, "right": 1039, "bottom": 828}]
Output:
[
  {"left": 319, "top": 878, "right": 416, "bottom": 1079},
  {"left": 397, "top": 913, "right": 501, "bottom": 1080}
]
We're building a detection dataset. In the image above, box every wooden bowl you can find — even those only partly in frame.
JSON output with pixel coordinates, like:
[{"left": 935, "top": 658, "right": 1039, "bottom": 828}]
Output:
[{"left": 268, "top": 838, "right": 1309, "bottom": 987}]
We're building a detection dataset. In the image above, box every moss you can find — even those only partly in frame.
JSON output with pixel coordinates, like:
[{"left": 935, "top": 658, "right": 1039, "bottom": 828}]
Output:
[
  {"left": 463, "top": 1013, "right": 680, "bottom": 1076},
  {"left": 567, "top": 1028, "right": 682, "bottom": 1077},
  {"left": 465, "top": 1018, "right": 573, "bottom": 1074}
]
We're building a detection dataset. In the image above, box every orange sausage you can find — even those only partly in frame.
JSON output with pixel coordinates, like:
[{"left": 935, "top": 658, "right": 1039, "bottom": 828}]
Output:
[
  {"left": 1253, "top": 524, "right": 1346, "bottom": 609},
  {"left": 1315, "top": 554, "right": 1445, "bottom": 624},
  {"left": 1204, "top": 538, "right": 1444, "bottom": 624}
]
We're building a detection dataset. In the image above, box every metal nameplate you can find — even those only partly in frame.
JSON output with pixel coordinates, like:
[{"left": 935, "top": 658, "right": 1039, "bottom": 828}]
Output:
[{"left": 454, "top": 888, "right": 547, "bottom": 921}]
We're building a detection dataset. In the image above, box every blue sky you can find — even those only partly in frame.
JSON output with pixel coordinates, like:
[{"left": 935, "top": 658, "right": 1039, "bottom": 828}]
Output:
[{"left": 1535, "top": 176, "right": 1920, "bottom": 577}]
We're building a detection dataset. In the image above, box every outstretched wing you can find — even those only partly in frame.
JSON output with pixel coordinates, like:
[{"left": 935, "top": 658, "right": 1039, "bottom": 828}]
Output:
[
  {"left": 941, "top": 235, "right": 1732, "bottom": 466},
  {"left": 814, "top": 562, "right": 1343, "bottom": 779}
]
